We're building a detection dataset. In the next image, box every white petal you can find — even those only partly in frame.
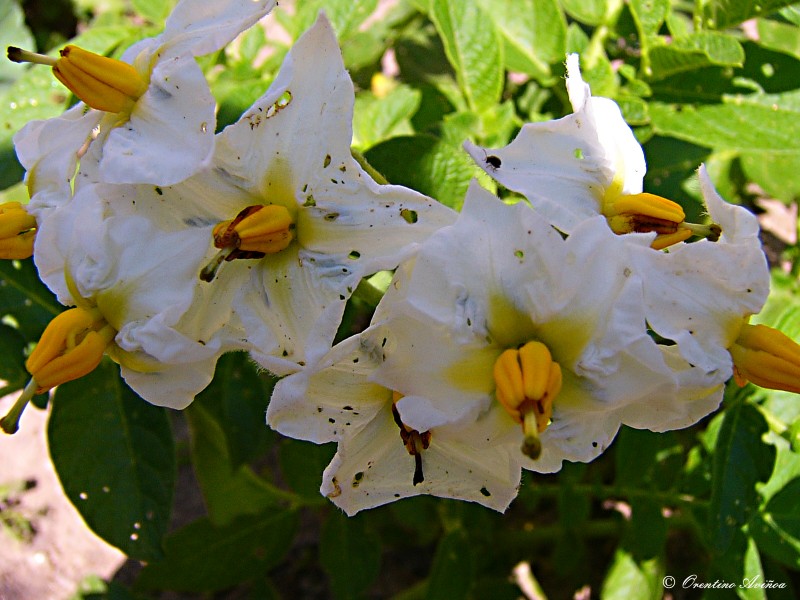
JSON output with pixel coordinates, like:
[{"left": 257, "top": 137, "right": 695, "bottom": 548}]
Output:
[
  {"left": 96, "top": 56, "right": 215, "bottom": 186},
  {"left": 464, "top": 55, "right": 645, "bottom": 233},
  {"left": 321, "top": 403, "right": 520, "bottom": 516},
  {"left": 630, "top": 169, "right": 769, "bottom": 372},
  {"left": 158, "top": 0, "right": 277, "bottom": 58},
  {"left": 267, "top": 333, "right": 388, "bottom": 443},
  {"left": 14, "top": 106, "right": 99, "bottom": 219},
  {"left": 239, "top": 245, "right": 357, "bottom": 374},
  {"left": 120, "top": 355, "right": 219, "bottom": 410}
]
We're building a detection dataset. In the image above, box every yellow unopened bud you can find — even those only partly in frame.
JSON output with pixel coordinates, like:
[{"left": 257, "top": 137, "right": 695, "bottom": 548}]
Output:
[
  {"left": 201, "top": 205, "right": 295, "bottom": 282},
  {"left": 2, "top": 307, "right": 116, "bottom": 434},
  {"left": 603, "top": 192, "right": 719, "bottom": 250},
  {"left": 0, "top": 202, "right": 36, "bottom": 259},
  {"left": 730, "top": 323, "right": 800, "bottom": 393},
  {"left": 493, "top": 341, "right": 562, "bottom": 459},
  {"left": 8, "top": 45, "right": 147, "bottom": 113}
]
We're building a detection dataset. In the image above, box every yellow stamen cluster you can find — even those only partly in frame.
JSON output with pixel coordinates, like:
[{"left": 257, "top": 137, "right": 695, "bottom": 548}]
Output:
[
  {"left": 0, "top": 202, "right": 36, "bottom": 259},
  {"left": 730, "top": 323, "right": 800, "bottom": 394},
  {"left": 603, "top": 192, "right": 720, "bottom": 250},
  {"left": 494, "top": 341, "right": 562, "bottom": 459},
  {"left": 8, "top": 45, "right": 147, "bottom": 113},
  {"left": 1, "top": 307, "right": 116, "bottom": 434},
  {"left": 201, "top": 205, "right": 294, "bottom": 282}
]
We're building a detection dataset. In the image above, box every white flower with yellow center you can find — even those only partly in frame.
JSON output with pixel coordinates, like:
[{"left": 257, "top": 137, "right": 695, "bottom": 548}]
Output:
[
  {"left": 366, "top": 182, "right": 724, "bottom": 473},
  {"left": 267, "top": 329, "right": 520, "bottom": 515},
  {"left": 629, "top": 166, "right": 786, "bottom": 391},
  {"left": 65, "top": 14, "right": 456, "bottom": 376},
  {"left": 10, "top": 0, "right": 277, "bottom": 221},
  {"left": 0, "top": 187, "right": 247, "bottom": 434},
  {"left": 464, "top": 54, "right": 717, "bottom": 250}
]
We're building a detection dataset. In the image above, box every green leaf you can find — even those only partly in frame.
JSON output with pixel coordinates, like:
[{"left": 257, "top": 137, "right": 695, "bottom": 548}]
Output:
[
  {"left": 353, "top": 85, "right": 422, "bottom": 152},
  {"left": 709, "top": 402, "right": 776, "bottom": 554},
  {"left": 0, "top": 259, "right": 61, "bottom": 341},
  {"left": 475, "top": 0, "right": 566, "bottom": 79},
  {"left": 756, "top": 19, "right": 800, "bottom": 61},
  {"left": 278, "top": 438, "right": 336, "bottom": 503},
  {"left": 320, "top": 511, "right": 381, "bottom": 600},
  {"left": 649, "top": 101, "right": 800, "bottom": 152},
  {"left": 559, "top": 0, "right": 607, "bottom": 26},
  {"left": 750, "top": 478, "right": 800, "bottom": 569},
  {"left": 312, "top": 0, "right": 380, "bottom": 41},
  {"left": 630, "top": 0, "right": 669, "bottom": 39},
  {"left": 193, "top": 352, "right": 275, "bottom": 467},
  {"left": 131, "top": 0, "right": 176, "bottom": 23},
  {"left": 48, "top": 360, "right": 175, "bottom": 561},
  {"left": 600, "top": 548, "right": 662, "bottom": 600},
  {"left": 0, "top": 322, "right": 27, "bottom": 395},
  {"left": 365, "top": 134, "right": 481, "bottom": 209},
  {"left": 702, "top": 0, "right": 798, "bottom": 30},
  {"left": 425, "top": 528, "right": 473, "bottom": 600},
  {"left": 135, "top": 510, "right": 298, "bottom": 593},
  {"left": 648, "top": 32, "right": 744, "bottom": 80},
  {"left": 0, "top": 1, "right": 34, "bottom": 90},
  {"left": 186, "top": 403, "right": 290, "bottom": 526},
  {"left": 430, "top": 0, "right": 504, "bottom": 112},
  {"left": 626, "top": 498, "right": 667, "bottom": 560}
]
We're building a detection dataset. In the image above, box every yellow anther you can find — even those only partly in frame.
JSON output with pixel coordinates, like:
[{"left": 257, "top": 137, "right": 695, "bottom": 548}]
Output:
[
  {"left": 8, "top": 45, "right": 147, "bottom": 113},
  {"left": 493, "top": 341, "right": 562, "bottom": 459},
  {"left": 25, "top": 307, "right": 115, "bottom": 392},
  {"left": 0, "top": 202, "right": 36, "bottom": 259},
  {"left": 603, "top": 192, "right": 685, "bottom": 223},
  {"left": 730, "top": 323, "right": 800, "bottom": 394},
  {"left": 2, "top": 307, "right": 116, "bottom": 434},
  {"left": 649, "top": 228, "right": 693, "bottom": 250},
  {"left": 202, "top": 205, "right": 295, "bottom": 282},
  {"left": 602, "top": 192, "right": 720, "bottom": 249}
]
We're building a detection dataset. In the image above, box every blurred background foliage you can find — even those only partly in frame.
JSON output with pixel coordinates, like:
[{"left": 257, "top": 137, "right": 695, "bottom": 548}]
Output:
[{"left": 1, "top": 0, "right": 800, "bottom": 598}]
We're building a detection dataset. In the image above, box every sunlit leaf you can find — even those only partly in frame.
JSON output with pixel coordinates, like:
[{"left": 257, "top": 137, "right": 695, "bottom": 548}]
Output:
[
  {"left": 702, "top": 0, "right": 797, "bottom": 30},
  {"left": 430, "top": 0, "right": 504, "bottom": 112}
]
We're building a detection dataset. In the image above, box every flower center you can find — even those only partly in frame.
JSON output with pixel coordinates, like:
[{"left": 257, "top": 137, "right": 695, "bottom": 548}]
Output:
[
  {"left": 1, "top": 307, "right": 116, "bottom": 434},
  {"left": 730, "top": 323, "right": 800, "bottom": 394},
  {"left": 603, "top": 192, "right": 721, "bottom": 250},
  {"left": 493, "top": 341, "right": 562, "bottom": 459},
  {"left": 8, "top": 45, "right": 147, "bottom": 113},
  {"left": 200, "top": 204, "right": 295, "bottom": 282},
  {"left": 0, "top": 202, "right": 36, "bottom": 259},
  {"left": 392, "top": 392, "right": 431, "bottom": 486}
]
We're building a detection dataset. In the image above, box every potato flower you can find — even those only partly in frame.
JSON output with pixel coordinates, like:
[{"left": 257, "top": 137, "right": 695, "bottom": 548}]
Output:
[{"left": 10, "top": 0, "right": 277, "bottom": 224}]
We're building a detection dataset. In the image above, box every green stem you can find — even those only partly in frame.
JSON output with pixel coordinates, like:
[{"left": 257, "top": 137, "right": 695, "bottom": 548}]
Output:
[
  {"left": 353, "top": 278, "right": 385, "bottom": 309},
  {"left": 351, "top": 149, "right": 388, "bottom": 185},
  {"left": 0, "top": 379, "right": 37, "bottom": 434}
]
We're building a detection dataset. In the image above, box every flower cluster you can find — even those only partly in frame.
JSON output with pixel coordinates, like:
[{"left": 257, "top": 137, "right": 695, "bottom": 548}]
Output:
[{"left": 2, "top": 4, "right": 799, "bottom": 516}]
